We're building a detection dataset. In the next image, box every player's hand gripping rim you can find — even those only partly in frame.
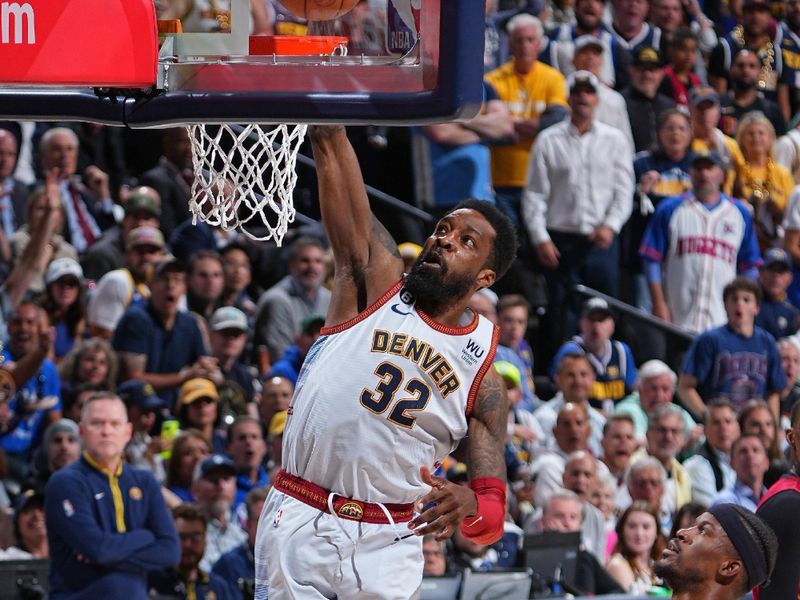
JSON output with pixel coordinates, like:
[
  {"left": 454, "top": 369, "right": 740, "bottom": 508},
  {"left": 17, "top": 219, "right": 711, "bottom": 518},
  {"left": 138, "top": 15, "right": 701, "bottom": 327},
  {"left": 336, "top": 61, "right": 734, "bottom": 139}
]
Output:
[{"left": 406, "top": 466, "right": 479, "bottom": 542}]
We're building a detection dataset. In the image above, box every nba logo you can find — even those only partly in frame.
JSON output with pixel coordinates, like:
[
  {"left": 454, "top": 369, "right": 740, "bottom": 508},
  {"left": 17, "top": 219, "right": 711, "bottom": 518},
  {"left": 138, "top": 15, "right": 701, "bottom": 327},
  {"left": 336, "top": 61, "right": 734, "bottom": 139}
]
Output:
[{"left": 386, "top": 0, "right": 420, "bottom": 55}]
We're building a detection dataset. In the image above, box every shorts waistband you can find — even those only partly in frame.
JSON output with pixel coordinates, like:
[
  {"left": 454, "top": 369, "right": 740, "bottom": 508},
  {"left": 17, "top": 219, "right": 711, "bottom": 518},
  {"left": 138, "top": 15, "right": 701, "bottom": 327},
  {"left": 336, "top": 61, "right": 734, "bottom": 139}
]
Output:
[{"left": 274, "top": 470, "right": 414, "bottom": 524}]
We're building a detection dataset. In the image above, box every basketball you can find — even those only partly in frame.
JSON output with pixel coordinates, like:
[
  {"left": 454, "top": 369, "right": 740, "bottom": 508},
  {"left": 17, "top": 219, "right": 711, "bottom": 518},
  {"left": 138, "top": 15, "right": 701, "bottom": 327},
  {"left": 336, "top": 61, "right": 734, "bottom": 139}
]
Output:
[{"left": 278, "top": 0, "right": 361, "bottom": 21}]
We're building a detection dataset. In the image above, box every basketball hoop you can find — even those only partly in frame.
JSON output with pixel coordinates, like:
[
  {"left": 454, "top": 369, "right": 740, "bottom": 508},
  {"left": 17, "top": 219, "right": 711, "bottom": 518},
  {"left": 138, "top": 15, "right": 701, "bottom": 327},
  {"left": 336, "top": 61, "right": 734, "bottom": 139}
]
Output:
[{"left": 186, "top": 35, "right": 347, "bottom": 245}]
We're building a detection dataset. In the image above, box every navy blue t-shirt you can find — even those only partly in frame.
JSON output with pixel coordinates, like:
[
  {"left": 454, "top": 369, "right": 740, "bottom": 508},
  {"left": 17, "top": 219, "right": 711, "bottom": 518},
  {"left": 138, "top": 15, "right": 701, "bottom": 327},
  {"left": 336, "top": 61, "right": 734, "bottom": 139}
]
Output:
[
  {"left": 112, "top": 303, "right": 208, "bottom": 409},
  {"left": 682, "top": 324, "right": 787, "bottom": 409}
]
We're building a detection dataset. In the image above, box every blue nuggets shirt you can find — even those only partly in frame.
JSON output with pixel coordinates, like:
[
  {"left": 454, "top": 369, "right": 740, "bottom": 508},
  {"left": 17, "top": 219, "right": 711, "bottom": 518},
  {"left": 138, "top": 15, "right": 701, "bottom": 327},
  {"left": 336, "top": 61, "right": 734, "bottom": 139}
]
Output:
[
  {"left": 681, "top": 325, "right": 787, "bottom": 409},
  {"left": 45, "top": 452, "right": 180, "bottom": 599}
]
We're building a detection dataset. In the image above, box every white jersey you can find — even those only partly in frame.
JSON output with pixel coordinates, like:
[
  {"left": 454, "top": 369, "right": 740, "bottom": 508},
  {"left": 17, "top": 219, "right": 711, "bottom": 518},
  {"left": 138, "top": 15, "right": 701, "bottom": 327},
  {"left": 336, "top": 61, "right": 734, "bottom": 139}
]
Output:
[
  {"left": 282, "top": 280, "right": 498, "bottom": 504},
  {"left": 641, "top": 193, "right": 761, "bottom": 333}
]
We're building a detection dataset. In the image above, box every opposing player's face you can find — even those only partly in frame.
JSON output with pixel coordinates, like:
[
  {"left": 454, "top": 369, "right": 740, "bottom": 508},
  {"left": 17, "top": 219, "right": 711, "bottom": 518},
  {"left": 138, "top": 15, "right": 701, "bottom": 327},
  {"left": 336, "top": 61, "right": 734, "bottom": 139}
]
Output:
[
  {"left": 406, "top": 209, "right": 496, "bottom": 307},
  {"left": 724, "top": 290, "right": 759, "bottom": 331},
  {"left": 654, "top": 513, "right": 736, "bottom": 591}
]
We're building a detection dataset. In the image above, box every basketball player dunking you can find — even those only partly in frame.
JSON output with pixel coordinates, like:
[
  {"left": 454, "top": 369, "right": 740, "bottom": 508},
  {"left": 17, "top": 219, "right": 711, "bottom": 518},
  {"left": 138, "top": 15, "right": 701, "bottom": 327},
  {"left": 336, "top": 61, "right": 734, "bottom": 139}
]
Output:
[{"left": 254, "top": 126, "right": 518, "bottom": 599}]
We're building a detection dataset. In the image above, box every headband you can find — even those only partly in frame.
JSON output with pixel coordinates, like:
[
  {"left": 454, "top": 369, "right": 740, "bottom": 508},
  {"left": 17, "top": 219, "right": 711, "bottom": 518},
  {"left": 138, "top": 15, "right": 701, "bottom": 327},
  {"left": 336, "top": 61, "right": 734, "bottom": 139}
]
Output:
[{"left": 708, "top": 504, "right": 768, "bottom": 590}]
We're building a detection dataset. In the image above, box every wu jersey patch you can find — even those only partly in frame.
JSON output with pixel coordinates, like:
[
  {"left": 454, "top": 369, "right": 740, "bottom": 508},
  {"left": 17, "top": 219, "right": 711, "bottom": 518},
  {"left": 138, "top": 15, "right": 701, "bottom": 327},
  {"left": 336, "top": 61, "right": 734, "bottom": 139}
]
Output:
[{"left": 460, "top": 338, "right": 485, "bottom": 367}]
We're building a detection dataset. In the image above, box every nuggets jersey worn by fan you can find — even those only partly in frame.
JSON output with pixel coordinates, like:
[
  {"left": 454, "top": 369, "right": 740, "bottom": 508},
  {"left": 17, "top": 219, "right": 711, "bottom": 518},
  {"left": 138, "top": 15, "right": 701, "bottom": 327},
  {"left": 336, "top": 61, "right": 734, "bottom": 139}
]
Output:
[
  {"left": 640, "top": 193, "right": 761, "bottom": 333},
  {"left": 283, "top": 280, "right": 498, "bottom": 504}
]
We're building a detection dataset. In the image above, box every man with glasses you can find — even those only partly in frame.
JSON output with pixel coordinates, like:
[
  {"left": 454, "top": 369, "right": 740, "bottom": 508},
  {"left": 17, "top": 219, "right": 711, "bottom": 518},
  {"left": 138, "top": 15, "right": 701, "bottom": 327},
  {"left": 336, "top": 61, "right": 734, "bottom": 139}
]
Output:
[
  {"left": 149, "top": 504, "right": 231, "bottom": 599},
  {"left": 45, "top": 392, "right": 179, "bottom": 599},
  {"left": 624, "top": 456, "right": 673, "bottom": 534}
]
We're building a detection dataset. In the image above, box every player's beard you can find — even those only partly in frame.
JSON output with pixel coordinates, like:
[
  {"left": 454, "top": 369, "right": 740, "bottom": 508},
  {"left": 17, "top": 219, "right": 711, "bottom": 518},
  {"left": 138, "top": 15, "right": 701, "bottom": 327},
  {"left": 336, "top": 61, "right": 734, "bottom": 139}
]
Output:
[
  {"left": 653, "top": 556, "right": 704, "bottom": 593},
  {"left": 405, "top": 255, "right": 475, "bottom": 309}
]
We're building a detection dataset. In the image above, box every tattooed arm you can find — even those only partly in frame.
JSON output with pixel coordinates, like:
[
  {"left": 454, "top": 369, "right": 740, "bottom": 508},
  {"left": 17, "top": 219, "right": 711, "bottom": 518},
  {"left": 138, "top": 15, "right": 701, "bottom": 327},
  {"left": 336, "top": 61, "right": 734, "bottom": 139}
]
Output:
[
  {"left": 308, "top": 126, "right": 403, "bottom": 323},
  {"left": 409, "top": 370, "right": 508, "bottom": 541}
]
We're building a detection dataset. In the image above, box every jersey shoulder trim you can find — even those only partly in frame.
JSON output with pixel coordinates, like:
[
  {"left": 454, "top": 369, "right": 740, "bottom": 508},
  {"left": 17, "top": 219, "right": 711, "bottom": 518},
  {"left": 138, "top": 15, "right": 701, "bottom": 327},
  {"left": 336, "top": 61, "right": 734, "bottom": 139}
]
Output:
[
  {"left": 319, "top": 279, "right": 403, "bottom": 336},
  {"left": 466, "top": 325, "right": 500, "bottom": 416}
]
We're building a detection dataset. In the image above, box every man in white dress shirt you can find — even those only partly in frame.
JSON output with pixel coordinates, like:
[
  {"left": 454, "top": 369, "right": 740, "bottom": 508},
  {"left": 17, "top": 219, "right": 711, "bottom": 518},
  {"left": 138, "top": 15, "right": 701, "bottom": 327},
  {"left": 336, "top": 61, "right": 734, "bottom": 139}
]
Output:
[{"left": 522, "top": 70, "right": 633, "bottom": 351}]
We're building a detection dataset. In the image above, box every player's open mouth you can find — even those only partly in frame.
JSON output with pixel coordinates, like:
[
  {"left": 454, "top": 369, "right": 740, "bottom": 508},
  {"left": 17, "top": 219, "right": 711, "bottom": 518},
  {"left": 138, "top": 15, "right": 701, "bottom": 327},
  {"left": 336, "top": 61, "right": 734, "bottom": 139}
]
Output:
[{"left": 421, "top": 252, "right": 443, "bottom": 267}]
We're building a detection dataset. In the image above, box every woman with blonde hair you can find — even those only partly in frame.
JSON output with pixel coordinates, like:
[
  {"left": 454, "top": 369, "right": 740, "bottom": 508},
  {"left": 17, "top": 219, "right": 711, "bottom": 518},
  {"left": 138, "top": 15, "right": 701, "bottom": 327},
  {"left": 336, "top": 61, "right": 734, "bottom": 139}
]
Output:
[
  {"left": 734, "top": 112, "right": 795, "bottom": 249},
  {"left": 606, "top": 501, "right": 666, "bottom": 594}
]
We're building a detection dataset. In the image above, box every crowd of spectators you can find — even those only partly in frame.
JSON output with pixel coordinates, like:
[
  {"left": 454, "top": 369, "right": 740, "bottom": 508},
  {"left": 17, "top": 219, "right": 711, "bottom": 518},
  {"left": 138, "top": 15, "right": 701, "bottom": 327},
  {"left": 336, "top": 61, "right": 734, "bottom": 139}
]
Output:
[{"left": 3, "top": 0, "right": 800, "bottom": 597}]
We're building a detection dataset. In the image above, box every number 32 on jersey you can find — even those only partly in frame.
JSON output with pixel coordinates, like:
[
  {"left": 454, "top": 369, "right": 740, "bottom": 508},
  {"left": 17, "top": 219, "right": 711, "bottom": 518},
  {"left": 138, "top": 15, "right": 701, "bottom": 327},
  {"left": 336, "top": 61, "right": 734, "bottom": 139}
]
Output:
[{"left": 360, "top": 361, "right": 431, "bottom": 429}]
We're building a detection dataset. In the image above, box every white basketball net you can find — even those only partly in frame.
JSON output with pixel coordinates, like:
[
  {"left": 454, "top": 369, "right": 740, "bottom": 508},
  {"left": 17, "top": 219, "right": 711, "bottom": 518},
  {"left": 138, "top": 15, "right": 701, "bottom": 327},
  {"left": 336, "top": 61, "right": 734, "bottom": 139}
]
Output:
[{"left": 186, "top": 123, "right": 308, "bottom": 244}]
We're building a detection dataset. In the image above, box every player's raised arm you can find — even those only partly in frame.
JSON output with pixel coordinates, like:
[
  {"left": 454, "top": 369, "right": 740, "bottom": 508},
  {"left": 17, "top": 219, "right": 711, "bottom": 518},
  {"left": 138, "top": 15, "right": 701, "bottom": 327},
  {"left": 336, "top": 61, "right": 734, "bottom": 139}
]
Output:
[{"left": 308, "top": 126, "right": 404, "bottom": 320}]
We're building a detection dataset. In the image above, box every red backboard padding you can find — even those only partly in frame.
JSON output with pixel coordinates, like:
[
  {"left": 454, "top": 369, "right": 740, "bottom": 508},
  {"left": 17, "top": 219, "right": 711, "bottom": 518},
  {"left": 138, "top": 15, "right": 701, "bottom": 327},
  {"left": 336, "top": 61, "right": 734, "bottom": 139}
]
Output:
[{"left": 0, "top": 0, "right": 157, "bottom": 87}]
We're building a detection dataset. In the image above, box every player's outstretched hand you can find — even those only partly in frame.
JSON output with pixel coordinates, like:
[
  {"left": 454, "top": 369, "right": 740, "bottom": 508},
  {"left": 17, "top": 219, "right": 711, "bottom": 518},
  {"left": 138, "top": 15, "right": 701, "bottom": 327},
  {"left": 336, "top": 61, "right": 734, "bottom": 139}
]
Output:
[{"left": 409, "top": 466, "right": 479, "bottom": 542}]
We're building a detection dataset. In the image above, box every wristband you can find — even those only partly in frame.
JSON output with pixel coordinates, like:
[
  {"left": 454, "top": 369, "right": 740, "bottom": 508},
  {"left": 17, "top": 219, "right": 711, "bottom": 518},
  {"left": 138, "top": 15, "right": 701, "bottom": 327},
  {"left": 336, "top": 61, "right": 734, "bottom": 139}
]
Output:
[{"left": 459, "top": 477, "right": 506, "bottom": 545}]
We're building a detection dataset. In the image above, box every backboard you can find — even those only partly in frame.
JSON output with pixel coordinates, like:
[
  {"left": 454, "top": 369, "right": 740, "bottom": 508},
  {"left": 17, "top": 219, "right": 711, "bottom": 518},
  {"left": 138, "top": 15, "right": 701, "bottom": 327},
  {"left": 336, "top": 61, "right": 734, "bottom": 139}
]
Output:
[{"left": 0, "top": 0, "right": 485, "bottom": 126}]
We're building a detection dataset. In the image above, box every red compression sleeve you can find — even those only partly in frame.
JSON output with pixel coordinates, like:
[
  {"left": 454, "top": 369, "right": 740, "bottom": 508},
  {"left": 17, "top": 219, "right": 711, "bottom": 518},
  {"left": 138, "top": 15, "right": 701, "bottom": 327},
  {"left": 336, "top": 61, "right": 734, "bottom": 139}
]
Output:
[{"left": 459, "top": 477, "right": 506, "bottom": 545}]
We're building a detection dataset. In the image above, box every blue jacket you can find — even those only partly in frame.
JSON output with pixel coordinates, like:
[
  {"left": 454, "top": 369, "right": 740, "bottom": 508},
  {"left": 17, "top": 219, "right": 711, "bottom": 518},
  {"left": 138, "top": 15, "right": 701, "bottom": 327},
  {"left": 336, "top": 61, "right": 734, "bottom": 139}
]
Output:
[
  {"left": 45, "top": 453, "right": 180, "bottom": 599},
  {"left": 211, "top": 543, "right": 254, "bottom": 599}
]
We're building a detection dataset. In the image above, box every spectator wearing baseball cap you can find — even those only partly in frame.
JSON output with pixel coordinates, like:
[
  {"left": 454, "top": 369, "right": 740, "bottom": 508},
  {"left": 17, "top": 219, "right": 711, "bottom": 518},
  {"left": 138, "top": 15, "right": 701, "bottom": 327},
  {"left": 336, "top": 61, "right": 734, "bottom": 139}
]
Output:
[
  {"left": 177, "top": 378, "right": 226, "bottom": 454},
  {"left": 689, "top": 85, "right": 746, "bottom": 195},
  {"left": 265, "top": 314, "right": 325, "bottom": 385},
  {"left": 88, "top": 224, "right": 166, "bottom": 340},
  {"left": 523, "top": 66, "right": 633, "bottom": 360},
  {"left": 191, "top": 453, "right": 247, "bottom": 572},
  {"left": 81, "top": 186, "right": 162, "bottom": 281},
  {"left": 8, "top": 490, "right": 47, "bottom": 559},
  {"left": 41, "top": 257, "right": 86, "bottom": 359},
  {"left": 551, "top": 297, "right": 638, "bottom": 411},
  {"left": 571, "top": 36, "right": 634, "bottom": 153},
  {"left": 113, "top": 256, "right": 218, "bottom": 411},
  {"left": 208, "top": 306, "right": 260, "bottom": 407},
  {"left": 756, "top": 248, "right": 800, "bottom": 339},
  {"left": 27, "top": 418, "right": 81, "bottom": 493},
  {"left": 118, "top": 379, "right": 167, "bottom": 478},
  {"left": 621, "top": 46, "right": 676, "bottom": 153},
  {"left": 707, "top": 0, "right": 780, "bottom": 102}
]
